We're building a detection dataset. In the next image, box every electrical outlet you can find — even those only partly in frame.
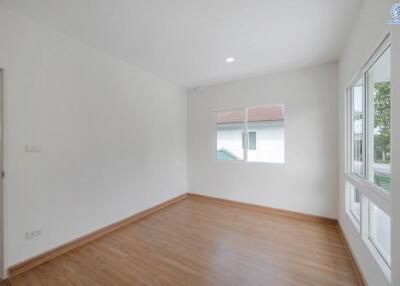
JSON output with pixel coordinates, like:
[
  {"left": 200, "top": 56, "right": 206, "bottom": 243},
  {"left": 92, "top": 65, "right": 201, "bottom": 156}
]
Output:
[{"left": 25, "top": 229, "right": 42, "bottom": 240}]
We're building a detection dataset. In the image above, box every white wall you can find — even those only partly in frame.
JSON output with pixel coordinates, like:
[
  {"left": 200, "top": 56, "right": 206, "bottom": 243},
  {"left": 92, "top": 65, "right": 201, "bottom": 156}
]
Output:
[
  {"left": 188, "top": 62, "right": 339, "bottom": 218},
  {"left": 339, "top": 0, "right": 399, "bottom": 285},
  {"left": 0, "top": 6, "right": 187, "bottom": 271}
]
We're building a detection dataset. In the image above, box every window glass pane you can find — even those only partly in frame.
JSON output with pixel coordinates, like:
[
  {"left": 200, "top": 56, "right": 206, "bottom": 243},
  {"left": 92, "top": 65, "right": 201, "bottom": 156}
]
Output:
[
  {"left": 352, "top": 78, "right": 364, "bottom": 178},
  {"left": 367, "top": 47, "right": 391, "bottom": 191},
  {"left": 248, "top": 132, "right": 256, "bottom": 150},
  {"left": 369, "top": 202, "right": 391, "bottom": 266},
  {"left": 216, "top": 109, "right": 245, "bottom": 160},
  {"left": 247, "top": 106, "right": 284, "bottom": 163},
  {"left": 350, "top": 186, "right": 361, "bottom": 223}
]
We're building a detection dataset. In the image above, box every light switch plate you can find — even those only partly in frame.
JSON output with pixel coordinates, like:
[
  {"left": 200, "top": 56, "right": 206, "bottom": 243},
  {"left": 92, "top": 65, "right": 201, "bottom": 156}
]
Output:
[{"left": 25, "top": 145, "right": 42, "bottom": 153}]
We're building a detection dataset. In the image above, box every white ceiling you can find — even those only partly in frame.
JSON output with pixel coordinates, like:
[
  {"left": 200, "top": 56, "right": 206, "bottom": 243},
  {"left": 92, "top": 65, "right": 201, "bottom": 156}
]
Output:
[{"left": 1, "top": 0, "right": 363, "bottom": 87}]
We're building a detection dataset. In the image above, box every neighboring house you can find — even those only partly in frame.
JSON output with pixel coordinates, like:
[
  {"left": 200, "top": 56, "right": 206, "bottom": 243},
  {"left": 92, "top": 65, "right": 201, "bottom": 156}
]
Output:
[{"left": 216, "top": 106, "right": 284, "bottom": 163}]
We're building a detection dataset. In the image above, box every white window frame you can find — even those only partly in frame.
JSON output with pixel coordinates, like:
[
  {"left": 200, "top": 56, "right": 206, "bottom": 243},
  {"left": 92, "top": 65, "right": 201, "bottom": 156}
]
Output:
[
  {"left": 344, "top": 35, "right": 392, "bottom": 280},
  {"left": 214, "top": 104, "right": 285, "bottom": 164}
]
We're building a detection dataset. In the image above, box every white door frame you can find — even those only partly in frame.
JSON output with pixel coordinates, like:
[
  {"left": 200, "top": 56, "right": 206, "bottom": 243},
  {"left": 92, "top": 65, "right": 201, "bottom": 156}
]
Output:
[{"left": 0, "top": 69, "right": 4, "bottom": 278}]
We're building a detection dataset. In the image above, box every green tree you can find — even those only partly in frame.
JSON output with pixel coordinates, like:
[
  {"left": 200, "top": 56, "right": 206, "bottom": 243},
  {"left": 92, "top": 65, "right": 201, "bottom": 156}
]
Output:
[{"left": 374, "top": 81, "right": 390, "bottom": 163}]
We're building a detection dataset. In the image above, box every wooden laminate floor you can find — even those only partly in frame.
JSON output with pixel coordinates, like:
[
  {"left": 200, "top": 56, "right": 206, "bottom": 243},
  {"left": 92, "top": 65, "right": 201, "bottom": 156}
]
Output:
[{"left": 4, "top": 196, "right": 359, "bottom": 286}]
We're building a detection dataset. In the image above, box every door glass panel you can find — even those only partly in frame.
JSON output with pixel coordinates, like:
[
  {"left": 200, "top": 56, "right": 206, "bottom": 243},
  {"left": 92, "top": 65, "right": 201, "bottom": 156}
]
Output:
[
  {"left": 367, "top": 47, "right": 391, "bottom": 191},
  {"left": 351, "top": 78, "right": 364, "bottom": 178},
  {"left": 369, "top": 202, "right": 391, "bottom": 266},
  {"left": 350, "top": 186, "right": 361, "bottom": 223}
]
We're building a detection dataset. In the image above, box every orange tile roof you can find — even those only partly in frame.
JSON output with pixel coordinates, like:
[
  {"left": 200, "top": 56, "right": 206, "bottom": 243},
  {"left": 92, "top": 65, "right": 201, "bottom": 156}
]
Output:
[{"left": 217, "top": 106, "right": 283, "bottom": 124}]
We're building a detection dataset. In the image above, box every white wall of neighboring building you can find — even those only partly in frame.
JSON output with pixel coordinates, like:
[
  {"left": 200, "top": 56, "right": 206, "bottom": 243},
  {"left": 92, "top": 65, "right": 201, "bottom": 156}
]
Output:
[
  {"left": 216, "top": 125, "right": 245, "bottom": 159},
  {"left": 247, "top": 122, "right": 284, "bottom": 163},
  {"left": 188, "top": 62, "right": 339, "bottom": 219},
  {"left": 0, "top": 6, "right": 187, "bottom": 271},
  {"left": 338, "top": 0, "right": 399, "bottom": 285},
  {"left": 216, "top": 122, "right": 284, "bottom": 163}
]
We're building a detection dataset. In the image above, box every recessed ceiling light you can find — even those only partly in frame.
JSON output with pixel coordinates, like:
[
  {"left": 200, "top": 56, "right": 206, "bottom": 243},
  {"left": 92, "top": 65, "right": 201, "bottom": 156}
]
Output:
[{"left": 225, "top": 57, "right": 235, "bottom": 63}]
